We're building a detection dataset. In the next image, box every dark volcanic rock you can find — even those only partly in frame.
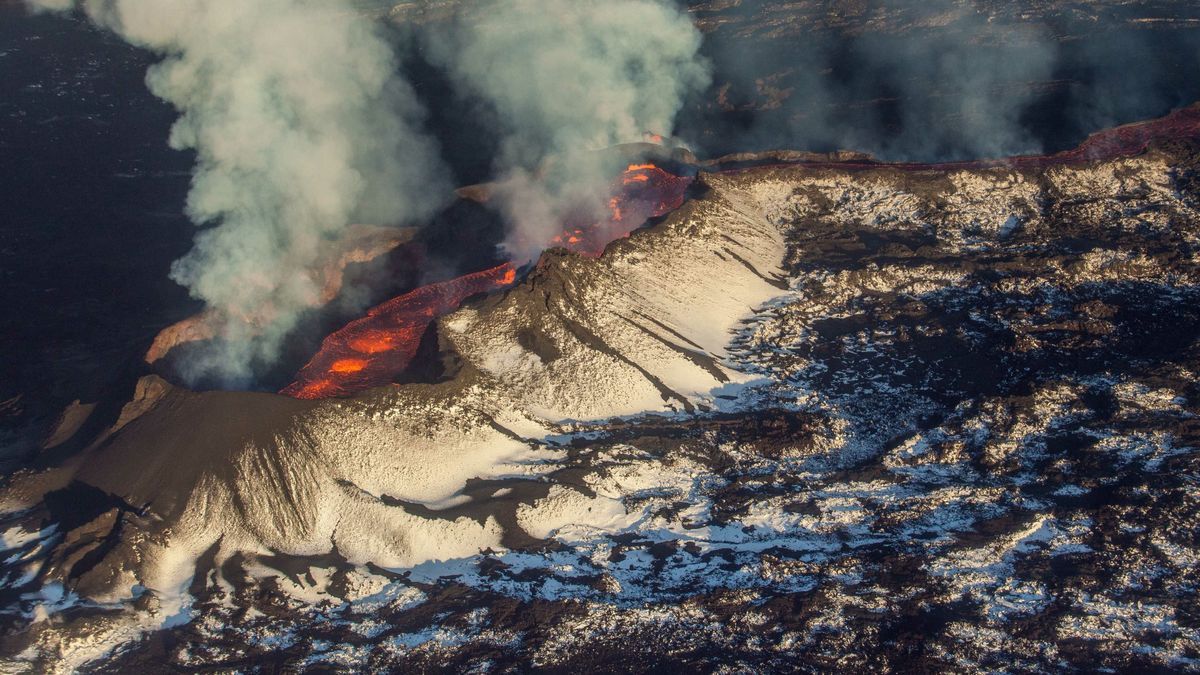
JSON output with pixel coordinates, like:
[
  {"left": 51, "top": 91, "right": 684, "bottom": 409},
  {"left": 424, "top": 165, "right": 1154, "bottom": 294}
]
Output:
[{"left": 4, "top": 111, "right": 1200, "bottom": 671}]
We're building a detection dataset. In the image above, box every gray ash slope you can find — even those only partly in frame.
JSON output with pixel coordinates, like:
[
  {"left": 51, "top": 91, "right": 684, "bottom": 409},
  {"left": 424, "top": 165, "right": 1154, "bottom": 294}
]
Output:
[{"left": 4, "top": 116, "right": 1200, "bottom": 671}]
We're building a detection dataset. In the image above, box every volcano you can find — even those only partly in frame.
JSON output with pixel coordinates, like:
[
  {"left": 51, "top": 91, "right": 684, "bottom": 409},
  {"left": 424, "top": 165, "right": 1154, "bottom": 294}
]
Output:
[{"left": 11, "top": 0, "right": 1200, "bottom": 669}]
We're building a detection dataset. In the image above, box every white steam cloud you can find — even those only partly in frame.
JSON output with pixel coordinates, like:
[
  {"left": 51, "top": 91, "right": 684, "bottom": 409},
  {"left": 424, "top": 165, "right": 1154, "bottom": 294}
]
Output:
[
  {"left": 428, "top": 0, "right": 709, "bottom": 261},
  {"left": 27, "top": 0, "right": 449, "bottom": 385},
  {"left": 26, "top": 0, "right": 710, "bottom": 383}
]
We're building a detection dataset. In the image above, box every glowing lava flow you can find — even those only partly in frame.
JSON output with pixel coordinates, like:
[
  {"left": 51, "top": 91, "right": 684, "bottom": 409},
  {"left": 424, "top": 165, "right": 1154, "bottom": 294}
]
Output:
[
  {"left": 281, "top": 263, "right": 517, "bottom": 399},
  {"left": 548, "top": 163, "right": 694, "bottom": 257},
  {"left": 282, "top": 162, "right": 693, "bottom": 399}
]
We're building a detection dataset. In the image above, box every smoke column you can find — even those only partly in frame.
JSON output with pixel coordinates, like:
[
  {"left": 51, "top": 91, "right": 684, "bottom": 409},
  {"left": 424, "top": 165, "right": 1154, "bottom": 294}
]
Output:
[
  {"left": 426, "top": 0, "right": 710, "bottom": 261},
  {"left": 26, "top": 0, "right": 449, "bottom": 385}
]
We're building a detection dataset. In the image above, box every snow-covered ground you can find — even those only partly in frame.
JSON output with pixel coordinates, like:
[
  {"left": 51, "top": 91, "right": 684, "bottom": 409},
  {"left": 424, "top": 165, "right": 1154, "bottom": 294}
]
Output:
[{"left": 4, "top": 142, "right": 1200, "bottom": 671}]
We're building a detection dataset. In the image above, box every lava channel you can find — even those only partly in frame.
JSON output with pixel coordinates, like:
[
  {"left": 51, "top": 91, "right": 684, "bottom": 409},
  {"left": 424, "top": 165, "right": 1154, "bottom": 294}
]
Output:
[
  {"left": 280, "top": 263, "right": 517, "bottom": 399},
  {"left": 282, "top": 162, "right": 694, "bottom": 399}
]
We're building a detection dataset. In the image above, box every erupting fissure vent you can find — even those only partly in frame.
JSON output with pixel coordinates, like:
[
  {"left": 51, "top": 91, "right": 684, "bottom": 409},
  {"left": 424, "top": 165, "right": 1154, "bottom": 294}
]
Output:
[
  {"left": 282, "top": 161, "right": 693, "bottom": 399},
  {"left": 547, "top": 162, "right": 693, "bottom": 256}
]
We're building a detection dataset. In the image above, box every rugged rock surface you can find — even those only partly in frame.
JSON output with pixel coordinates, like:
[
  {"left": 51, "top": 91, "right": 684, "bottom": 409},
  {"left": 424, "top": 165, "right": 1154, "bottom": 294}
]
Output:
[{"left": 3, "top": 112, "right": 1200, "bottom": 671}]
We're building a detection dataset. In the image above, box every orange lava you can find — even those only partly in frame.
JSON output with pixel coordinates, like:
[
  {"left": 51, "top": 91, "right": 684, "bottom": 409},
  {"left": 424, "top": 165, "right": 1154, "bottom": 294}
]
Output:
[
  {"left": 546, "top": 162, "right": 693, "bottom": 257},
  {"left": 347, "top": 335, "right": 395, "bottom": 354},
  {"left": 281, "top": 263, "right": 518, "bottom": 399},
  {"left": 607, "top": 197, "right": 624, "bottom": 222},
  {"left": 285, "top": 161, "right": 694, "bottom": 400},
  {"left": 330, "top": 359, "right": 368, "bottom": 374}
]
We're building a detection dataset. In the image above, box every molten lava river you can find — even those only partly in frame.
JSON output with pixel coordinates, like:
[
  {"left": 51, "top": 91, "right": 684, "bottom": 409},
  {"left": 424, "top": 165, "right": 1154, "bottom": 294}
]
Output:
[{"left": 282, "top": 163, "right": 693, "bottom": 399}]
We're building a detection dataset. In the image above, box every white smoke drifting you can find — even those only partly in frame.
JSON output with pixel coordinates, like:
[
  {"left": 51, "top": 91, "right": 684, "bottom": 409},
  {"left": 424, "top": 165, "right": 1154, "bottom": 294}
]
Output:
[
  {"left": 428, "top": 0, "right": 710, "bottom": 261},
  {"left": 27, "top": 0, "right": 449, "bottom": 385},
  {"left": 26, "top": 0, "right": 710, "bottom": 383}
]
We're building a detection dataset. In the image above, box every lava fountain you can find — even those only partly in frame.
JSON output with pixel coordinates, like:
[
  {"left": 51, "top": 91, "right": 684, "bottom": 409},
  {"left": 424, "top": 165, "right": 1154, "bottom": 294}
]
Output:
[{"left": 282, "top": 161, "right": 694, "bottom": 399}]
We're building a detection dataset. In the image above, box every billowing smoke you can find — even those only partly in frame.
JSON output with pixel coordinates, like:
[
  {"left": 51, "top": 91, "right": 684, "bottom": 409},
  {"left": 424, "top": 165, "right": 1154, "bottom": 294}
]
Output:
[
  {"left": 687, "top": 0, "right": 1059, "bottom": 161},
  {"left": 684, "top": 0, "right": 1200, "bottom": 162},
  {"left": 843, "top": 11, "right": 1056, "bottom": 160},
  {"left": 27, "top": 0, "right": 449, "bottom": 385},
  {"left": 26, "top": 0, "right": 1199, "bottom": 388},
  {"left": 426, "top": 0, "right": 709, "bottom": 261}
]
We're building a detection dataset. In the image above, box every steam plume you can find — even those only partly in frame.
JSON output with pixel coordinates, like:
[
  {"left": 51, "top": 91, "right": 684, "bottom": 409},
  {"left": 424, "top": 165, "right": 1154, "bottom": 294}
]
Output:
[
  {"left": 688, "top": 0, "right": 1200, "bottom": 162},
  {"left": 427, "top": 0, "right": 709, "bottom": 261},
  {"left": 27, "top": 0, "right": 448, "bottom": 385}
]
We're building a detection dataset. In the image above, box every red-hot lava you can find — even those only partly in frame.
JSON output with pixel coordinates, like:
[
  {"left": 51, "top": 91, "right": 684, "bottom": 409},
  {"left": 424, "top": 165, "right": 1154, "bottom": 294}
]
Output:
[
  {"left": 281, "top": 263, "right": 517, "bottom": 399},
  {"left": 547, "top": 162, "right": 693, "bottom": 257},
  {"left": 282, "top": 162, "right": 693, "bottom": 399}
]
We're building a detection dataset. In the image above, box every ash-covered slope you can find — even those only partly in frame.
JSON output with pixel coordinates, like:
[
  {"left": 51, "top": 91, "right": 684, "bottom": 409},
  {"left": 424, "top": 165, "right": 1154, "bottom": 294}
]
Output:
[{"left": 4, "top": 113, "right": 1200, "bottom": 670}]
